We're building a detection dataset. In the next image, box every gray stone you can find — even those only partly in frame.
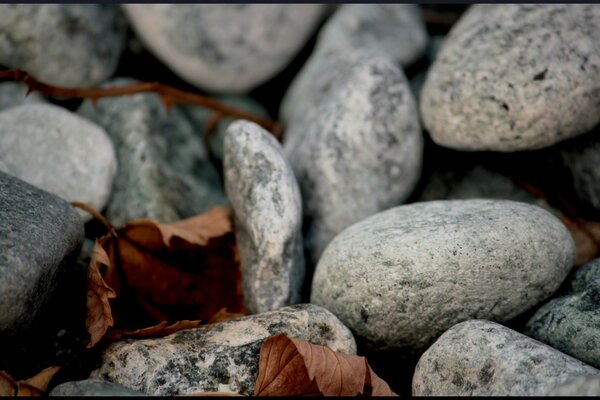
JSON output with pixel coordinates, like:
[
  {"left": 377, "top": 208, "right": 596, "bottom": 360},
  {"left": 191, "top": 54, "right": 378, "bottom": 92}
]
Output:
[
  {"left": 412, "top": 320, "right": 600, "bottom": 396},
  {"left": 284, "top": 50, "right": 423, "bottom": 264},
  {"left": 122, "top": 4, "right": 326, "bottom": 93},
  {"left": 547, "top": 375, "right": 600, "bottom": 396},
  {"left": 78, "top": 78, "right": 227, "bottom": 227},
  {"left": 0, "top": 82, "right": 45, "bottom": 112},
  {"left": 311, "top": 199, "right": 575, "bottom": 353},
  {"left": 570, "top": 258, "right": 600, "bottom": 292},
  {"left": 0, "top": 104, "right": 117, "bottom": 221},
  {"left": 90, "top": 304, "right": 356, "bottom": 396},
  {"left": 224, "top": 121, "right": 304, "bottom": 314},
  {"left": 525, "top": 258, "right": 600, "bottom": 369},
  {"left": 0, "top": 171, "right": 84, "bottom": 333},
  {"left": 421, "top": 5, "right": 600, "bottom": 151},
  {"left": 0, "top": 4, "right": 126, "bottom": 87},
  {"left": 281, "top": 4, "right": 427, "bottom": 127},
  {"left": 50, "top": 379, "right": 147, "bottom": 397}
]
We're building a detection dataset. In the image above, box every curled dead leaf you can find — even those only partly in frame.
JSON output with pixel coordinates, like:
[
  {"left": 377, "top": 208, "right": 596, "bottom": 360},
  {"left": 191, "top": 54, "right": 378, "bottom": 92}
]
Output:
[
  {"left": 0, "top": 366, "right": 61, "bottom": 396},
  {"left": 254, "top": 334, "right": 397, "bottom": 397}
]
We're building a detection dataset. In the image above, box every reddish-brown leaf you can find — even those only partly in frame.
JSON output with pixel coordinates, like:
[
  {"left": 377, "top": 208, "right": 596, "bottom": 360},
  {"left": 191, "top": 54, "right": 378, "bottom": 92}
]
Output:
[
  {"left": 254, "top": 334, "right": 397, "bottom": 397},
  {"left": 0, "top": 366, "right": 61, "bottom": 396},
  {"left": 0, "top": 371, "right": 16, "bottom": 396},
  {"left": 561, "top": 216, "right": 600, "bottom": 266}
]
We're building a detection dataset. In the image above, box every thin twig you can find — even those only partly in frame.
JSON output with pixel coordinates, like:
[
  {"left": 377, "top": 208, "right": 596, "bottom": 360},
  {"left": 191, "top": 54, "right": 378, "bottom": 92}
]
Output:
[{"left": 71, "top": 201, "right": 115, "bottom": 234}]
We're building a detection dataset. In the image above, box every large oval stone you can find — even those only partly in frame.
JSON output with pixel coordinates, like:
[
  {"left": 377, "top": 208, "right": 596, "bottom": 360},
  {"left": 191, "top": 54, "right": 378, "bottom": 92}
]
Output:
[{"left": 311, "top": 199, "right": 575, "bottom": 353}]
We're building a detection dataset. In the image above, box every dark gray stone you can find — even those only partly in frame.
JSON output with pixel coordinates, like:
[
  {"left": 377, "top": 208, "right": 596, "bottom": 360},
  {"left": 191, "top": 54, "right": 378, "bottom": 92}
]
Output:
[
  {"left": 223, "top": 121, "right": 304, "bottom": 314},
  {"left": 122, "top": 4, "right": 326, "bottom": 93},
  {"left": 77, "top": 78, "right": 227, "bottom": 226},
  {"left": 0, "top": 4, "right": 126, "bottom": 87},
  {"left": 90, "top": 304, "right": 356, "bottom": 396},
  {"left": 50, "top": 379, "right": 147, "bottom": 397},
  {"left": 311, "top": 199, "right": 575, "bottom": 354},
  {"left": 421, "top": 5, "right": 600, "bottom": 151},
  {"left": 525, "top": 258, "right": 600, "bottom": 369},
  {"left": 0, "top": 82, "right": 45, "bottom": 112},
  {"left": 0, "top": 171, "right": 84, "bottom": 333},
  {"left": 547, "top": 375, "right": 600, "bottom": 396},
  {"left": 413, "top": 320, "right": 600, "bottom": 396}
]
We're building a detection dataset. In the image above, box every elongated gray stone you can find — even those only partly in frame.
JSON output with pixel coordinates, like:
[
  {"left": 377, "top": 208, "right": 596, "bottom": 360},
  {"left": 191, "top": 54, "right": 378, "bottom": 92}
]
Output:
[
  {"left": 223, "top": 121, "right": 304, "bottom": 314},
  {"left": 413, "top": 320, "right": 600, "bottom": 396},
  {"left": 122, "top": 4, "right": 326, "bottom": 93},
  {"left": 547, "top": 375, "right": 600, "bottom": 396},
  {"left": 311, "top": 199, "right": 575, "bottom": 353},
  {"left": 285, "top": 50, "right": 423, "bottom": 264},
  {"left": 421, "top": 4, "right": 600, "bottom": 151},
  {"left": 50, "top": 379, "right": 147, "bottom": 397},
  {"left": 0, "top": 172, "right": 84, "bottom": 333},
  {"left": 90, "top": 304, "right": 356, "bottom": 396},
  {"left": 0, "top": 104, "right": 117, "bottom": 221},
  {"left": 0, "top": 4, "right": 126, "bottom": 87}
]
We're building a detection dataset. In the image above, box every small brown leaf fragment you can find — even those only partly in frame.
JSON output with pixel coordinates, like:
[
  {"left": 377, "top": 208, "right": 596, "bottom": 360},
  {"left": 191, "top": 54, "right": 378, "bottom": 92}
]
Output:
[
  {"left": 254, "top": 334, "right": 397, "bottom": 397},
  {"left": 0, "top": 371, "right": 16, "bottom": 396},
  {"left": 0, "top": 366, "right": 61, "bottom": 396},
  {"left": 105, "top": 320, "right": 202, "bottom": 340},
  {"left": 561, "top": 216, "right": 600, "bottom": 266}
]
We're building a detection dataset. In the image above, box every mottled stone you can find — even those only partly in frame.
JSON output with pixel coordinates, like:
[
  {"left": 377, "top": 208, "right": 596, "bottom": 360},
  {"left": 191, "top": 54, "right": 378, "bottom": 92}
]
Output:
[
  {"left": 0, "top": 82, "right": 45, "bottom": 112},
  {"left": 223, "top": 121, "right": 304, "bottom": 314},
  {"left": 525, "top": 258, "right": 600, "bottom": 369},
  {"left": 285, "top": 51, "right": 423, "bottom": 264},
  {"left": 311, "top": 199, "right": 575, "bottom": 353},
  {"left": 547, "top": 375, "right": 600, "bottom": 396},
  {"left": 90, "top": 304, "right": 356, "bottom": 396},
  {"left": 413, "top": 320, "right": 600, "bottom": 396},
  {"left": 0, "top": 104, "right": 117, "bottom": 221},
  {"left": 122, "top": 4, "right": 326, "bottom": 93},
  {"left": 50, "top": 379, "right": 147, "bottom": 397},
  {"left": 421, "top": 5, "right": 600, "bottom": 151},
  {"left": 0, "top": 4, "right": 126, "bottom": 87},
  {"left": 78, "top": 78, "right": 226, "bottom": 226},
  {"left": 0, "top": 172, "right": 84, "bottom": 333}
]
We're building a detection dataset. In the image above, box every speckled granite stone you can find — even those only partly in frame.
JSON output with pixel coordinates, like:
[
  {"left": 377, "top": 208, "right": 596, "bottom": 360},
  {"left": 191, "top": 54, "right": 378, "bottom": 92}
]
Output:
[
  {"left": 0, "top": 4, "right": 126, "bottom": 87},
  {"left": 311, "top": 199, "right": 575, "bottom": 354},
  {"left": 421, "top": 4, "right": 600, "bottom": 151},
  {"left": 413, "top": 320, "right": 600, "bottom": 396},
  {"left": 122, "top": 4, "right": 326, "bottom": 93},
  {"left": 90, "top": 304, "right": 356, "bottom": 396},
  {"left": 546, "top": 375, "right": 600, "bottom": 396},
  {"left": 50, "top": 379, "right": 147, "bottom": 397},
  {"left": 223, "top": 121, "right": 304, "bottom": 314}
]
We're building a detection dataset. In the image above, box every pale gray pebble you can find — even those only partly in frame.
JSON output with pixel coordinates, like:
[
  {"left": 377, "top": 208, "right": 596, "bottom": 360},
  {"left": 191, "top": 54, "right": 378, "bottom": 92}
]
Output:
[
  {"left": 0, "top": 82, "right": 45, "bottom": 112},
  {"left": 547, "top": 375, "right": 600, "bottom": 396},
  {"left": 311, "top": 199, "right": 575, "bottom": 354},
  {"left": 77, "top": 78, "right": 226, "bottom": 226},
  {"left": 412, "top": 320, "right": 600, "bottom": 396},
  {"left": 0, "top": 4, "right": 126, "bottom": 87},
  {"left": 90, "top": 304, "right": 356, "bottom": 396},
  {"left": 285, "top": 50, "right": 423, "bottom": 264},
  {"left": 224, "top": 121, "right": 304, "bottom": 314},
  {"left": 0, "top": 171, "right": 83, "bottom": 333},
  {"left": 122, "top": 4, "right": 327, "bottom": 93},
  {"left": 421, "top": 4, "right": 600, "bottom": 151},
  {"left": 50, "top": 379, "right": 147, "bottom": 397},
  {"left": 0, "top": 104, "right": 117, "bottom": 222},
  {"left": 525, "top": 258, "right": 600, "bottom": 369}
]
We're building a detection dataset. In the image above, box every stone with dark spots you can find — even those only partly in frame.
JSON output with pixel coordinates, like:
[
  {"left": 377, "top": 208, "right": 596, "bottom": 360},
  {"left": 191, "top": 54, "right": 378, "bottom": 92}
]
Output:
[
  {"left": 421, "top": 5, "right": 600, "bottom": 151},
  {"left": 90, "top": 304, "right": 356, "bottom": 396},
  {"left": 311, "top": 200, "right": 575, "bottom": 354},
  {"left": 49, "top": 379, "right": 147, "bottom": 396},
  {"left": 413, "top": 320, "right": 600, "bottom": 396},
  {"left": 77, "top": 78, "right": 226, "bottom": 226},
  {"left": 284, "top": 50, "right": 423, "bottom": 264},
  {"left": 122, "top": 4, "right": 326, "bottom": 93},
  {"left": 525, "top": 258, "right": 600, "bottom": 369},
  {"left": 546, "top": 375, "right": 600, "bottom": 396},
  {"left": 0, "top": 171, "right": 84, "bottom": 334},
  {"left": 0, "top": 4, "right": 126, "bottom": 87},
  {"left": 223, "top": 121, "right": 304, "bottom": 314}
]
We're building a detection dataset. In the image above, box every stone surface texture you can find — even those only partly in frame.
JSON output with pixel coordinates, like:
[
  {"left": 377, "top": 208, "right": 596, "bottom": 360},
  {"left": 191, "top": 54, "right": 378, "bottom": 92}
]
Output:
[
  {"left": 546, "top": 375, "right": 600, "bottom": 396},
  {"left": 0, "top": 82, "right": 45, "bottom": 112},
  {"left": 50, "top": 379, "right": 147, "bottom": 397}
]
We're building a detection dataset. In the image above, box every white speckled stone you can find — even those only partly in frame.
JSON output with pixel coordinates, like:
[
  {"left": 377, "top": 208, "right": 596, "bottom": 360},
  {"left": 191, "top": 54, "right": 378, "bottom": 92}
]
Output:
[
  {"left": 421, "top": 4, "right": 600, "bottom": 151},
  {"left": 285, "top": 50, "right": 423, "bottom": 264},
  {"left": 0, "top": 82, "right": 45, "bottom": 112},
  {"left": 223, "top": 121, "right": 304, "bottom": 314},
  {"left": 0, "top": 104, "right": 117, "bottom": 221},
  {"left": 547, "top": 375, "right": 600, "bottom": 396},
  {"left": 122, "top": 4, "right": 326, "bottom": 93},
  {"left": 90, "top": 304, "right": 356, "bottom": 396},
  {"left": 311, "top": 199, "right": 575, "bottom": 353},
  {"left": 0, "top": 4, "right": 126, "bottom": 87},
  {"left": 413, "top": 320, "right": 600, "bottom": 396},
  {"left": 50, "top": 379, "right": 147, "bottom": 397}
]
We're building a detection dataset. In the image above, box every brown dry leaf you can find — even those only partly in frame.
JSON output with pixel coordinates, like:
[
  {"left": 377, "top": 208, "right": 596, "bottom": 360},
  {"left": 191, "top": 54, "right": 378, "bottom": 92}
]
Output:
[
  {"left": 561, "top": 216, "right": 600, "bottom": 266},
  {"left": 0, "top": 366, "right": 61, "bottom": 396},
  {"left": 254, "top": 334, "right": 397, "bottom": 397},
  {"left": 0, "top": 371, "right": 16, "bottom": 396},
  {"left": 105, "top": 320, "right": 202, "bottom": 340}
]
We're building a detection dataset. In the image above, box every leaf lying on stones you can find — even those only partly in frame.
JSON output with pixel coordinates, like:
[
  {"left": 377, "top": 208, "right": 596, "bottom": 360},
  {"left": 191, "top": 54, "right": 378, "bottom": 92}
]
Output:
[
  {"left": 560, "top": 216, "right": 600, "bottom": 266},
  {"left": 254, "top": 334, "right": 397, "bottom": 397},
  {"left": 0, "top": 366, "right": 61, "bottom": 396}
]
